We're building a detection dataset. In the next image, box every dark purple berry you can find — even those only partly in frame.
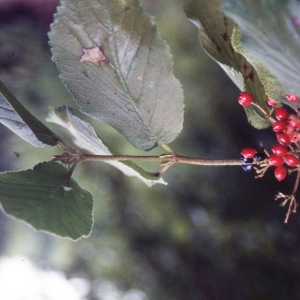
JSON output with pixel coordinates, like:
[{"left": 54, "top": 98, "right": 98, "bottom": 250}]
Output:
[
  {"left": 253, "top": 152, "right": 266, "bottom": 162},
  {"left": 240, "top": 155, "right": 254, "bottom": 164},
  {"left": 242, "top": 164, "right": 253, "bottom": 172}
]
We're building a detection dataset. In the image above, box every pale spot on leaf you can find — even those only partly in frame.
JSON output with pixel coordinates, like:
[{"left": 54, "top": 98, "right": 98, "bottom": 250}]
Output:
[
  {"left": 63, "top": 186, "right": 73, "bottom": 192},
  {"left": 80, "top": 46, "right": 109, "bottom": 66}
]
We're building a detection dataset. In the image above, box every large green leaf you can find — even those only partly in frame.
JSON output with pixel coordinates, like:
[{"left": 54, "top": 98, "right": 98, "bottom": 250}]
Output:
[
  {"left": 0, "top": 80, "right": 58, "bottom": 147},
  {"left": 49, "top": 0, "right": 184, "bottom": 151},
  {"left": 183, "top": 0, "right": 286, "bottom": 129},
  {"left": 223, "top": 0, "right": 300, "bottom": 102},
  {"left": 46, "top": 106, "right": 167, "bottom": 186},
  {"left": 0, "top": 161, "right": 93, "bottom": 240}
]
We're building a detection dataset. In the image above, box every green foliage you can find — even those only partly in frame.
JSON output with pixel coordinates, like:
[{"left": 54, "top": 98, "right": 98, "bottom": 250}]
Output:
[
  {"left": 223, "top": 0, "right": 300, "bottom": 103},
  {"left": 0, "top": 161, "right": 93, "bottom": 240},
  {"left": 183, "top": 0, "right": 286, "bottom": 129},
  {"left": 0, "top": 0, "right": 299, "bottom": 239},
  {"left": 49, "top": 0, "right": 184, "bottom": 151},
  {"left": 0, "top": 80, "right": 58, "bottom": 147},
  {"left": 47, "top": 106, "right": 166, "bottom": 185}
]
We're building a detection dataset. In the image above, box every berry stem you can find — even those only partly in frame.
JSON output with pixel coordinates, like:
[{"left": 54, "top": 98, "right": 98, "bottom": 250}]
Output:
[
  {"left": 292, "top": 168, "right": 300, "bottom": 195},
  {"left": 251, "top": 102, "right": 276, "bottom": 124},
  {"left": 277, "top": 168, "right": 300, "bottom": 223}
]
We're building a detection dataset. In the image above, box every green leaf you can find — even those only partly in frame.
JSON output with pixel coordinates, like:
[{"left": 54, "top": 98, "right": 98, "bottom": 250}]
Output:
[
  {"left": 0, "top": 161, "right": 93, "bottom": 240},
  {"left": 223, "top": 0, "right": 300, "bottom": 101},
  {"left": 46, "top": 106, "right": 167, "bottom": 186},
  {"left": 49, "top": 0, "right": 184, "bottom": 151},
  {"left": 0, "top": 80, "right": 58, "bottom": 147},
  {"left": 230, "top": 28, "right": 286, "bottom": 106},
  {"left": 183, "top": 0, "right": 286, "bottom": 129}
]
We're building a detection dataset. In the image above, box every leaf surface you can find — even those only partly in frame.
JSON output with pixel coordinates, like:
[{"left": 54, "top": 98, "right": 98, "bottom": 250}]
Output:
[
  {"left": 0, "top": 161, "right": 93, "bottom": 239},
  {"left": 223, "top": 0, "right": 300, "bottom": 100},
  {"left": 49, "top": 0, "right": 184, "bottom": 150},
  {"left": 183, "top": 0, "right": 286, "bottom": 129},
  {"left": 0, "top": 80, "right": 58, "bottom": 147},
  {"left": 46, "top": 106, "right": 167, "bottom": 186}
]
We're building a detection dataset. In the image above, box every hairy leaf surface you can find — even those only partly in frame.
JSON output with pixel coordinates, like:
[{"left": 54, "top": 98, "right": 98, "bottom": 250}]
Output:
[
  {"left": 0, "top": 162, "right": 93, "bottom": 239},
  {"left": 49, "top": 0, "right": 184, "bottom": 150},
  {"left": 0, "top": 80, "right": 58, "bottom": 146},
  {"left": 223, "top": 0, "right": 300, "bottom": 101}
]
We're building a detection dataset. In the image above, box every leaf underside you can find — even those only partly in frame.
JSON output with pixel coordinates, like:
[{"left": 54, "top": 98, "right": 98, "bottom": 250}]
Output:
[
  {"left": 0, "top": 80, "right": 58, "bottom": 147},
  {"left": 0, "top": 161, "right": 93, "bottom": 240},
  {"left": 49, "top": 0, "right": 184, "bottom": 151},
  {"left": 223, "top": 0, "right": 300, "bottom": 102},
  {"left": 183, "top": 0, "right": 286, "bottom": 129},
  {"left": 47, "top": 106, "right": 167, "bottom": 186}
]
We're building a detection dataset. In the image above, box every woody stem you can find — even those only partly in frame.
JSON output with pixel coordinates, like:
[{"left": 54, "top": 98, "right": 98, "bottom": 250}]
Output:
[{"left": 80, "top": 154, "right": 243, "bottom": 166}]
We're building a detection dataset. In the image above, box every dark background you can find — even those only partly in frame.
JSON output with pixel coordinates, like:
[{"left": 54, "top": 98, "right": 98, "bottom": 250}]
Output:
[{"left": 0, "top": 0, "right": 300, "bottom": 299}]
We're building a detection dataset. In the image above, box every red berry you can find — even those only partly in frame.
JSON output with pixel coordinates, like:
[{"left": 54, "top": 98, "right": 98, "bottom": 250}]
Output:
[
  {"left": 240, "top": 147, "right": 256, "bottom": 158},
  {"left": 276, "top": 133, "right": 291, "bottom": 146},
  {"left": 275, "top": 108, "right": 289, "bottom": 121},
  {"left": 284, "top": 154, "right": 299, "bottom": 167},
  {"left": 238, "top": 92, "right": 253, "bottom": 106},
  {"left": 288, "top": 114, "right": 300, "bottom": 128},
  {"left": 267, "top": 98, "right": 277, "bottom": 107},
  {"left": 289, "top": 131, "right": 300, "bottom": 143},
  {"left": 283, "top": 124, "right": 295, "bottom": 135},
  {"left": 268, "top": 154, "right": 284, "bottom": 166},
  {"left": 271, "top": 144, "right": 288, "bottom": 157},
  {"left": 286, "top": 93, "right": 299, "bottom": 103},
  {"left": 274, "top": 166, "right": 287, "bottom": 181},
  {"left": 272, "top": 120, "right": 286, "bottom": 132}
]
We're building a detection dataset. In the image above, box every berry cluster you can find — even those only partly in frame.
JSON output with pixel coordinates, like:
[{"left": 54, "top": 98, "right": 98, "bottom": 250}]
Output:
[
  {"left": 238, "top": 91, "right": 300, "bottom": 222},
  {"left": 240, "top": 144, "right": 298, "bottom": 181}
]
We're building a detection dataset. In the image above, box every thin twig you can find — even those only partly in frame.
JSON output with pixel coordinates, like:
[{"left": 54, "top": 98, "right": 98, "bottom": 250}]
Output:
[
  {"left": 251, "top": 102, "right": 276, "bottom": 124},
  {"left": 80, "top": 154, "right": 243, "bottom": 166}
]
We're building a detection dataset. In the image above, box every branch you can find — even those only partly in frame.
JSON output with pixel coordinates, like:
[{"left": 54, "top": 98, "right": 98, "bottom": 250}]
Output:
[{"left": 53, "top": 147, "right": 243, "bottom": 166}]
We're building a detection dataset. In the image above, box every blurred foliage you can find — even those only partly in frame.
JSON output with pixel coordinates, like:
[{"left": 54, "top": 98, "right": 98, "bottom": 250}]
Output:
[{"left": 0, "top": 0, "right": 300, "bottom": 299}]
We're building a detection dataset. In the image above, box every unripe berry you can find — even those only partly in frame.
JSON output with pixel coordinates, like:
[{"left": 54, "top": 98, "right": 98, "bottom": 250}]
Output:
[
  {"left": 271, "top": 144, "right": 288, "bottom": 157},
  {"left": 267, "top": 98, "right": 277, "bottom": 107},
  {"left": 275, "top": 108, "right": 289, "bottom": 121},
  {"left": 238, "top": 92, "right": 253, "bottom": 106},
  {"left": 284, "top": 154, "right": 299, "bottom": 167},
  {"left": 268, "top": 154, "right": 284, "bottom": 166},
  {"left": 240, "top": 148, "right": 256, "bottom": 158},
  {"left": 286, "top": 93, "right": 299, "bottom": 103},
  {"left": 274, "top": 166, "right": 287, "bottom": 181},
  {"left": 276, "top": 133, "right": 291, "bottom": 146},
  {"left": 272, "top": 120, "right": 286, "bottom": 132}
]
